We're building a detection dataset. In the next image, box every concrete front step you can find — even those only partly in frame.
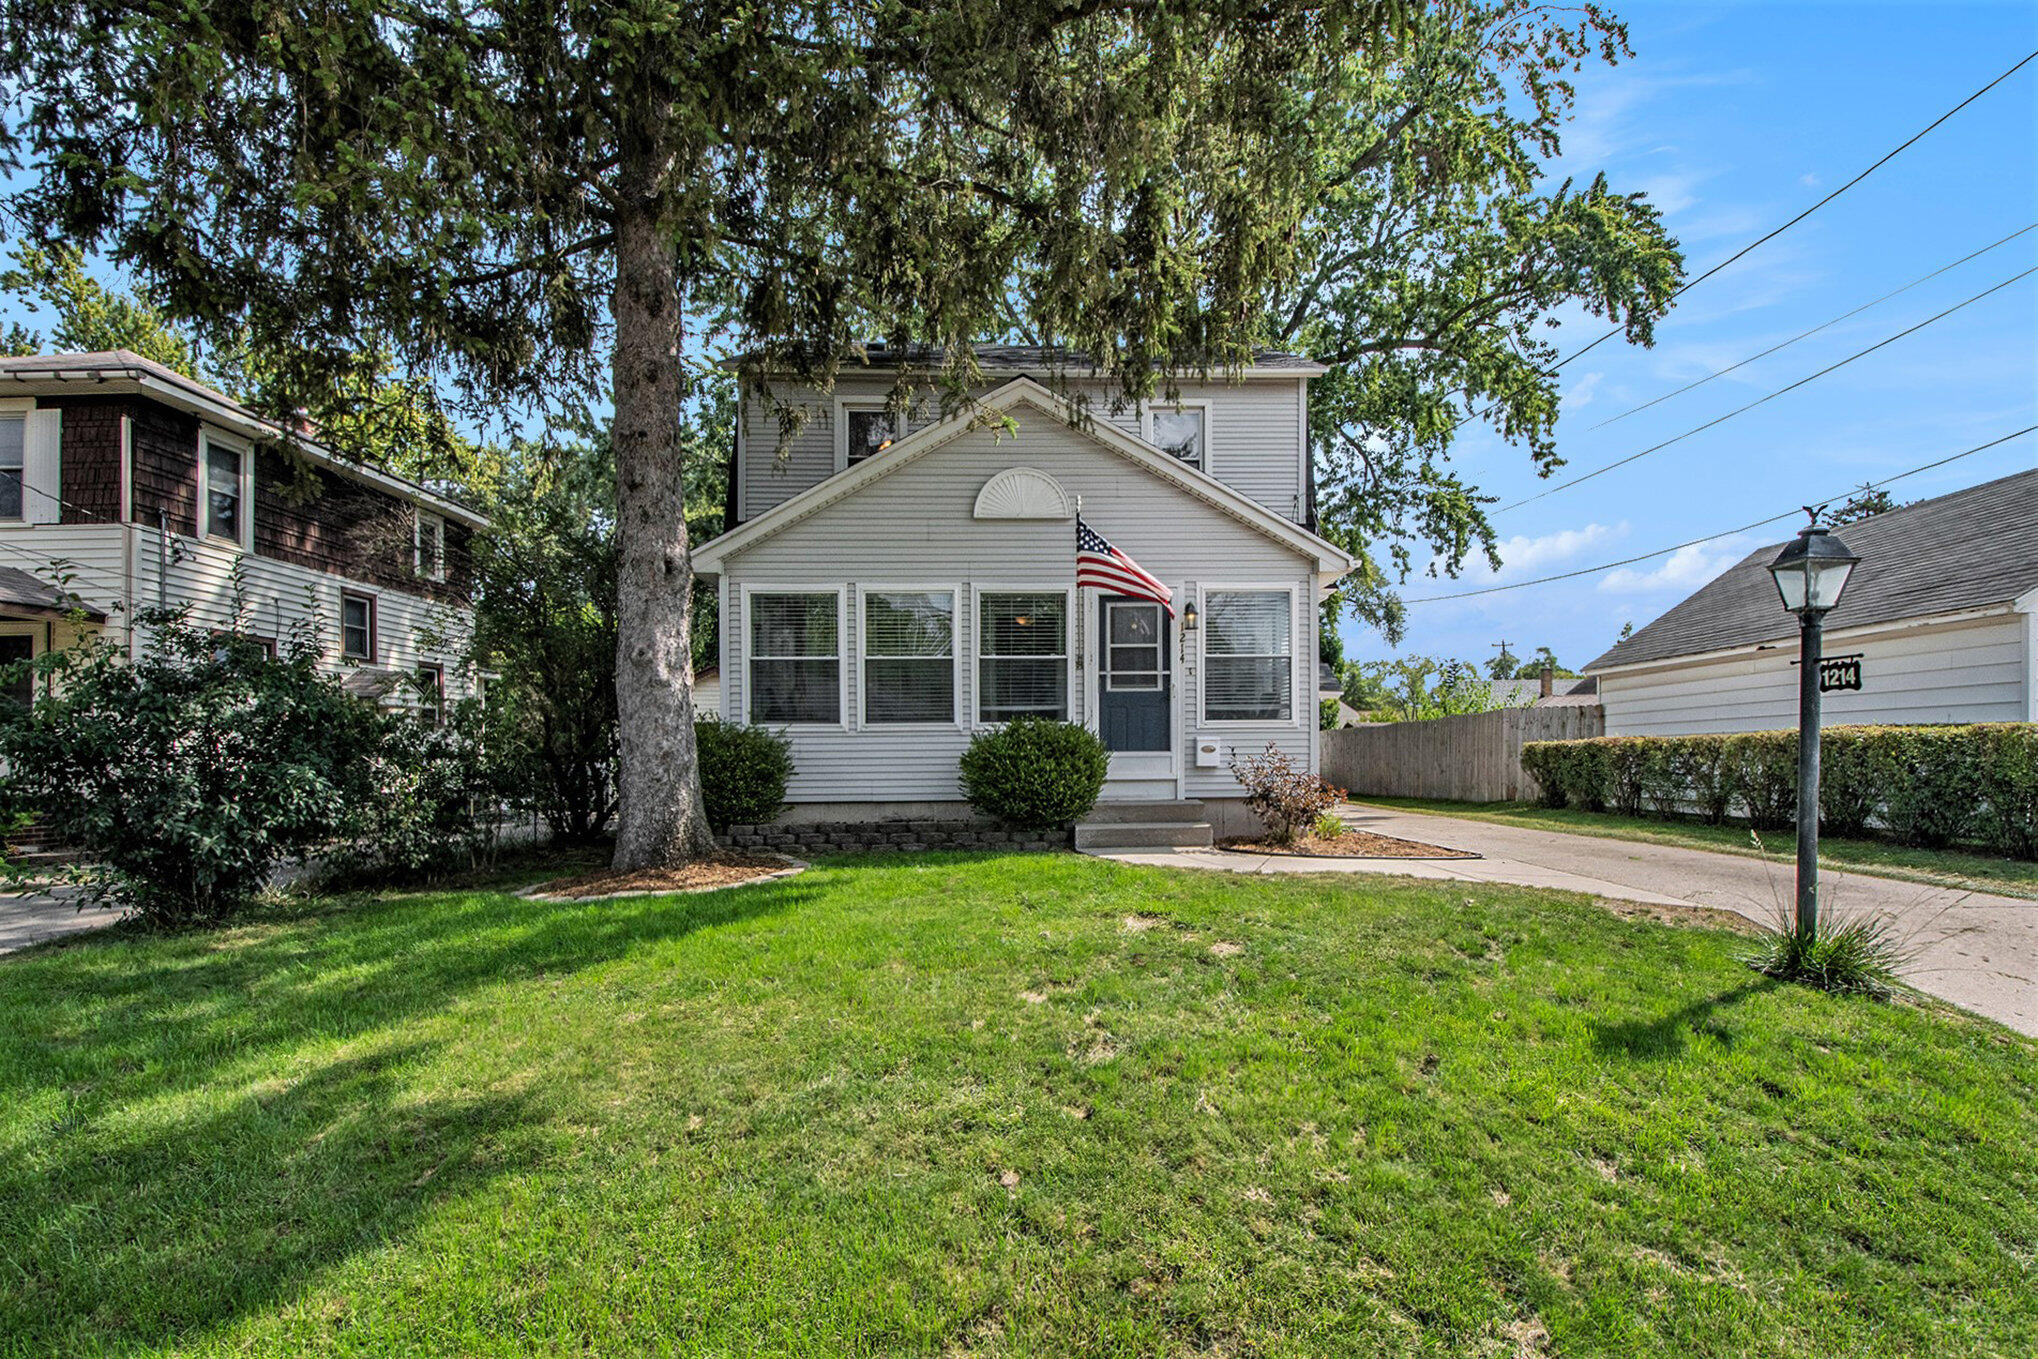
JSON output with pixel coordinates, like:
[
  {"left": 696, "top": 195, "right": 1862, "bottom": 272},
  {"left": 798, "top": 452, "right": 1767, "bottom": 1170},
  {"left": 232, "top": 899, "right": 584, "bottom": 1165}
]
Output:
[
  {"left": 1073, "top": 820, "right": 1215, "bottom": 851},
  {"left": 1082, "top": 799, "right": 1207, "bottom": 826}
]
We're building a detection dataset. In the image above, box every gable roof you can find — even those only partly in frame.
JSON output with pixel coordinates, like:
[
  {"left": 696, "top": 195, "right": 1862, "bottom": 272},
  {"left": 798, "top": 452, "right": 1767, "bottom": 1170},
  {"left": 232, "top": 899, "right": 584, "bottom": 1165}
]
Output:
[
  {"left": 1586, "top": 468, "right": 2038, "bottom": 672},
  {"left": 694, "top": 376, "right": 1354, "bottom": 575},
  {"left": 727, "top": 343, "right": 1327, "bottom": 378},
  {"left": 0, "top": 350, "right": 486, "bottom": 528}
]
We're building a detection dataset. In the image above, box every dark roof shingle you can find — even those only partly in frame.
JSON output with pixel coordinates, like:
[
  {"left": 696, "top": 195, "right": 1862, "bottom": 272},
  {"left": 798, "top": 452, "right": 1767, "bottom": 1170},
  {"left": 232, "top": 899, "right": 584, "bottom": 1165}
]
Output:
[{"left": 1586, "top": 468, "right": 2038, "bottom": 671}]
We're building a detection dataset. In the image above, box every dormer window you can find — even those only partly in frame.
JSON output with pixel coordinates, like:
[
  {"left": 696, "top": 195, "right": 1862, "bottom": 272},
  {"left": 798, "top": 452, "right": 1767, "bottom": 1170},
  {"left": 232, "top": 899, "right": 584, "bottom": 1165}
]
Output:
[
  {"left": 836, "top": 399, "right": 901, "bottom": 471},
  {"left": 1143, "top": 402, "right": 1208, "bottom": 470},
  {"left": 200, "top": 433, "right": 249, "bottom": 545},
  {"left": 414, "top": 508, "right": 447, "bottom": 582}
]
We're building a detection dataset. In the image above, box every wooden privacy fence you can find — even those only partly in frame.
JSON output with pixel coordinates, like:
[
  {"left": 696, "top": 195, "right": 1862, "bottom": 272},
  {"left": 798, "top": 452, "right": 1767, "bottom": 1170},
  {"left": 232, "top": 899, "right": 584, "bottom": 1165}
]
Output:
[{"left": 1321, "top": 706, "right": 1604, "bottom": 804}]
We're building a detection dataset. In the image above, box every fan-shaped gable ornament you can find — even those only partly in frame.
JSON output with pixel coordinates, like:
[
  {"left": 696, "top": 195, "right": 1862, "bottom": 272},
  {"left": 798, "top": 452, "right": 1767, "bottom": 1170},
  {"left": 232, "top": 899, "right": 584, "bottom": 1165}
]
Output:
[{"left": 973, "top": 467, "right": 1073, "bottom": 521}]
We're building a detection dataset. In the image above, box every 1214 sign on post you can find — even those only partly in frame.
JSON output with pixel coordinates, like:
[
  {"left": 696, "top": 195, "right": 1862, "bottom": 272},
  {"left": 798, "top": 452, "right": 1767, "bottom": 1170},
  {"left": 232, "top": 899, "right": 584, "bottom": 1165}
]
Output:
[{"left": 1819, "top": 654, "right": 1863, "bottom": 693}]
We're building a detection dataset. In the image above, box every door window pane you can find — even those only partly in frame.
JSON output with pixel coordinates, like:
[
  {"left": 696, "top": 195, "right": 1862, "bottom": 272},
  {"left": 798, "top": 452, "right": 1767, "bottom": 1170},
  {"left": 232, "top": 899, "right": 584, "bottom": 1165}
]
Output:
[
  {"left": 1204, "top": 591, "right": 1292, "bottom": 721},
  {"left": 1105, "top": 602, "right": 1162, "bottom": 691},
  {"left": 750, "top": 592, "right": 841, "bottom": 724},
  {"left": 863, "top": 590, "right": 954, "bottom": 724},
  {"left": 978, "top": 592, "right": 1067, "bottom": 721}
]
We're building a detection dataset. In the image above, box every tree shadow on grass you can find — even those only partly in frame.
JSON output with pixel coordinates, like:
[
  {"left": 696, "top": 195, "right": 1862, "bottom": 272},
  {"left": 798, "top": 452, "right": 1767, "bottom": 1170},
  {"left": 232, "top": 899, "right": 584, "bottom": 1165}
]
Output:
[
  {"left": 0, "top": 1040, "right": 538, "bottom": 1352},
  {"left": 1589, "top": 979, "right": 1781, "bottom": 1060}
]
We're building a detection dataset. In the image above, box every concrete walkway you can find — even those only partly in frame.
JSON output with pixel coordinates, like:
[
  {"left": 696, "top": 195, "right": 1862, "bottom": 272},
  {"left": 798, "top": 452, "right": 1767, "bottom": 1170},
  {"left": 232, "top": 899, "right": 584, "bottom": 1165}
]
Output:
[
  {"left": 1088, "top": 802, "right": 2037, "bottom": 1036},
  {"left": 0, "top": 888, "right": 118, "bottom": 956}
]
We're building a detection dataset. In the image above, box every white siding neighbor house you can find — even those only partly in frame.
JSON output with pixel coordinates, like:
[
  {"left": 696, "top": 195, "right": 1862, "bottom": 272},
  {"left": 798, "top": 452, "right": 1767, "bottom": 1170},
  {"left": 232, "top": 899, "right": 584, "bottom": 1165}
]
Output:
[
  {"left": 1584, "top": 469, "right": 2038, "bottom": 736},
  {"left": 0, "top": 351, "right": 485, "bottom": 713},
  {"left": 696, "top": 349, "right": 1355, "bottom": 840}
]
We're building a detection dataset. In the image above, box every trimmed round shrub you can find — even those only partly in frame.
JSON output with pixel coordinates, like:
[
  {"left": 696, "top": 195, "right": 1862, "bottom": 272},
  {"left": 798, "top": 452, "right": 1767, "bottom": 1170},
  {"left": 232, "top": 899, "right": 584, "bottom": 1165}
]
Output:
[
  {"left": 959, "top": 717, "right": 1107, "bottom": 829},
  {"left": 695, "top": 717, "right": 794, "bottom": 833}
]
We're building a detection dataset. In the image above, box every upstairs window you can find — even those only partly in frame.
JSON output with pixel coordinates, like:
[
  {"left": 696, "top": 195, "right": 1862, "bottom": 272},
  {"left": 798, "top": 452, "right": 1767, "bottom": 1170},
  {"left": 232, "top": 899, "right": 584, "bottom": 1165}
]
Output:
[
  {"left": 837, "top": 402, "right": 901, "bottom": 469},
  {"left": 415, "top": 509, "right": 447, "bottom": 582},
  {"left": 0, "top": 416, "right": 25, "bottom": 521},
  {"left": 203, "top": 438, "right": 245, "bottom": 544},
  {"left": 863, "top": 589, "right": 955, "bottom": 725},
  {"left": 749, "top": 591, "right": 840, "bottom": 724},
  {"left": 1203, "top": 590, "right": 1293, "bottom": 722},
  {"left": 341, "top": 591, "right": 376, "bottom": 662},
  {"left": 978, "top": 592, "right": 1068, "bottom": 723},
  {"left": 1145, "top": 403, "right": 1207, "bottom": 470}
]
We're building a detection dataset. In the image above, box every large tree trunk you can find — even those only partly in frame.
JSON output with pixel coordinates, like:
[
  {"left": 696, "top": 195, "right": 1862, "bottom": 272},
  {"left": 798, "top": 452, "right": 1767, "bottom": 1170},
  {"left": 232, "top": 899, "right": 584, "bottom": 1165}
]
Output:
[{"left": 610, "top": 195, "right": 716, "bottom": 869}]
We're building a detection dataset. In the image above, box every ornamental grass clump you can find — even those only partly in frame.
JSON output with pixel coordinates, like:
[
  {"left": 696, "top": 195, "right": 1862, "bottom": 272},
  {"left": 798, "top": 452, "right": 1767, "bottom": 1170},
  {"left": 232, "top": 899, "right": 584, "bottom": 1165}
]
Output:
[{"left": 1744, "top": 912, "right": 1915, "bottom": 1001}]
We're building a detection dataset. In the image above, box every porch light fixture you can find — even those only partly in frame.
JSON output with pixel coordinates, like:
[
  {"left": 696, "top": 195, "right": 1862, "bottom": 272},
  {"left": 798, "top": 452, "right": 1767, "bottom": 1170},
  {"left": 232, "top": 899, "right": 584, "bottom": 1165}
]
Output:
[
  {"left": 1766, "top": 521, "right": 1861, "bottom": 943},
  {"left": 1181, "top": 600, "right": 1199, "bottom": 632}
]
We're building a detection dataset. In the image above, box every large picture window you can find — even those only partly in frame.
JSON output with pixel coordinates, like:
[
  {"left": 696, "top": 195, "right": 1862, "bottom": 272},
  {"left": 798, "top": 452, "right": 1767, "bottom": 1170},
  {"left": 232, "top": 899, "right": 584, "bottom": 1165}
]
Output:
[
  {"left": 978, "top": 592, "right": 1067, "bottom": 722},
  {"left": 1203, "top": 590, "right": 1292, "bottom": 722},
  {"left": 749, "top": 591, "right": 841, "bottom": 724},
  {"left": 863, "top": 590, "right": 955, "bottom": 725}
]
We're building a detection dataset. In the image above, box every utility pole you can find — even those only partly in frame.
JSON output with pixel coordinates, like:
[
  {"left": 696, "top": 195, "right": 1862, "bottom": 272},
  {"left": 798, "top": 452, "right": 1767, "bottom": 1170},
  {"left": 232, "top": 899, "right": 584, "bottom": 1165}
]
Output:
[{"left": 1491, "top": 639, "right": 1516, "bottom": 678}]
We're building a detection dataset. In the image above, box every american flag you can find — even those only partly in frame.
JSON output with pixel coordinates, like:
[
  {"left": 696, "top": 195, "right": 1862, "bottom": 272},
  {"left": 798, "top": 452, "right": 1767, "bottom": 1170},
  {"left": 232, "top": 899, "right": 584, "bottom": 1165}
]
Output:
[{"left": 1076, "top": 516, "right": 1174, "bottom": 615}]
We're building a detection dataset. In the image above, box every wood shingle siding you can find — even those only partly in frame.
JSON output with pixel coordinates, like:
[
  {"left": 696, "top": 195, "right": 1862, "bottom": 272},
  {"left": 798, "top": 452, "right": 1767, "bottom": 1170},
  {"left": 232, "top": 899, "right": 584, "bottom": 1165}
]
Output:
[
  {"left": 252, "top": 452, "right": 472, "bottom": 605},
  {"left": 51, "top": 396, "right": 125, "bottom": 524},
  {"left": 128, "top": 400, "right": 201, "bottom": 537}
]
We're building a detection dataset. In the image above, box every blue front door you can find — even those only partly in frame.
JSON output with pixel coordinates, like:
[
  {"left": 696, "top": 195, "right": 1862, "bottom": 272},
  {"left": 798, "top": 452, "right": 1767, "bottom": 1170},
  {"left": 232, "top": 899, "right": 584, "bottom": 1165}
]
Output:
[{"left": 1098, "top": 599, "right": 1170, "bottom": 753}]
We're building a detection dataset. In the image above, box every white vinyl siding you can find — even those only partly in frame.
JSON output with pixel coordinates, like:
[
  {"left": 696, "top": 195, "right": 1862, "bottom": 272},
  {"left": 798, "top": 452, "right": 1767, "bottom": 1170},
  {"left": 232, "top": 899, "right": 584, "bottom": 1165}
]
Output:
[
  {"left": 1201, "top": 588, "right": 1295, "bottom": 724},
  {"left": 748, "top": 590, "right": 844, "bottom": 726},
  {"left": 978, "top": 591, "right": 1070, "bottom": 722},
  {"left": 862, "top": 588, "right": 958, "bottom": 725},
  {"left": 741, "top": 375, "right": 1307, "bottom": 524},
  {"left": 720, "top": 414, "right": 1317, "bottom": 802},
  {"left": 1597, "top": 612, "right": 2032, "bottom": 736}
]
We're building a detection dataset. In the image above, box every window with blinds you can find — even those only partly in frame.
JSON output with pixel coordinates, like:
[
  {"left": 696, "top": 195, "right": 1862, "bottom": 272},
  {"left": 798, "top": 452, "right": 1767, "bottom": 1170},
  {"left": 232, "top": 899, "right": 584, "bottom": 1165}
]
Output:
[
  {"left": 1203, "top": 590, "right": 1292, "bottom": 722},
  {"left": 978, "top": 592, "right": 1067, "bottom": 722},
  {"left": 749, "top": 592, "right": 841, "bottom": 724},
  {"left": 863, "top": 590, "right": 954, "bottom": 724}
]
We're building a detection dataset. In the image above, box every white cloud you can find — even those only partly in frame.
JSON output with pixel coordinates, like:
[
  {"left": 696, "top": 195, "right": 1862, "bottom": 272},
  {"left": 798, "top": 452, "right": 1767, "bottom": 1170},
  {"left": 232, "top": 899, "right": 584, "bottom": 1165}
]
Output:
[
  {"left": 1597, "top": 536, "right": 1753, "bottom": 595},
  {"left": 1563, "top": 372, "right": 1605, "bottom": 410},
  {"left": 1458, "top": 521, "right": 1626, "bottom": 582}
]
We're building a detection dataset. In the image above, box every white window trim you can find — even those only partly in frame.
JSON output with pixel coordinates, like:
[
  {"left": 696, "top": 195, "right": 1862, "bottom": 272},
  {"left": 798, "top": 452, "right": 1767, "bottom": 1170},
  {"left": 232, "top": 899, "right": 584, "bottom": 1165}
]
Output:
[
  {"left": 832, "top": 396, "right": 903, "bottom": 474},
  {"left": 196, "top": 427, "right": 254, "bottom": 550},
  {"left": 0, "top": 401, "right": 34, "bottom": 525},
  {"left": 339, "top": 589, "right": 377, "bottom": 663},
  {"left": 970, "top": 582, "right": 1078, "bottom": 729},
  {"left": 858, "top": 583, "right": 964, "bottom": 731},
  {"left": 1196, "top": 582, "right": 1303, "bottom": 729},
  {"left": 414, "top": 507, "right": 448, "bottom": 582},
  {"left": 1102, "top": 598, "right": 1167, "bottom": 692},
  {"left": 739, "top": 583, "right": 850, "bottom": 730},
  {"left": 1140, "top": 397, "right": 1214, "bottom": 474}
]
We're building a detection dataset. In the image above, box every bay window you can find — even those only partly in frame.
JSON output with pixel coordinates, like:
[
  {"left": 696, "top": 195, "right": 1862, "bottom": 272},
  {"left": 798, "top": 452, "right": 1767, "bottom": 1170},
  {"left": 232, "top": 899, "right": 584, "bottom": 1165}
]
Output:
[
  {"left": 978, "top": 592, "right": 1068, "bottom": 722},
  {"left": 862, "top": 589, "right": 955, "bottom": 724},
  {"left": 748, "top": 591, "right": 841, "bottom": 724},
  {"left": 1202, "top": 590, "right": 1293, "bottom": 722}
]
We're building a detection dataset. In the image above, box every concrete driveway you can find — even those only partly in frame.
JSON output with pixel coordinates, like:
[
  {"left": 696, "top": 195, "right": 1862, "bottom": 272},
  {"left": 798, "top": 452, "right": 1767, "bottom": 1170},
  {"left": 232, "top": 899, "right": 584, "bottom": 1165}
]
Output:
[
  {"left": 1091, "top": 802, "right": 2038, "bottom": 1036},
  {"left": 0, "top": 887, "right": 118, "bottom": 956}
]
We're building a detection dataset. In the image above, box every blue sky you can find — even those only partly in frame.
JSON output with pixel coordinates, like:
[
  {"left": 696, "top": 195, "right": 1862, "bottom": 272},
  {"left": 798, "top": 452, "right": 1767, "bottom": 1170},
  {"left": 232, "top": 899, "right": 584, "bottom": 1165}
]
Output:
[{"left": 1352, "top": 1, "right": 2038, "bottom": 675}]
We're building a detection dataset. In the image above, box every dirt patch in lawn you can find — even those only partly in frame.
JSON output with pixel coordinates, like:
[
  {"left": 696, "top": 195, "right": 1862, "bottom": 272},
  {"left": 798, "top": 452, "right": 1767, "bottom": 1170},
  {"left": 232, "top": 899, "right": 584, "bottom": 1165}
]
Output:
[
  {"left": 521, "top": 852, "right": 803, "bottom": 902},
  {"left": 1218, "top": 829, "right": 1479, "bottom": 860}
]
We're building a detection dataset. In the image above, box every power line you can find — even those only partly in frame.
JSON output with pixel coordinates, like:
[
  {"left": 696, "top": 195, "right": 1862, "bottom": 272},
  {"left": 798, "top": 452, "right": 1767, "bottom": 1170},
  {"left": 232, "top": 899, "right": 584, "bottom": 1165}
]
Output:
[
  {"left": 1404, "top": 425, "right": 2037, "bottom": 605},
  {"left": 1583, "top": 221, "right": 2038, "bottom": 435},
  {"left": 1446, "top": 49, "right": 2038, "bottom": 432},
  {"left": 1496, "top": 264, "right": 2037, "bottom": 513}
]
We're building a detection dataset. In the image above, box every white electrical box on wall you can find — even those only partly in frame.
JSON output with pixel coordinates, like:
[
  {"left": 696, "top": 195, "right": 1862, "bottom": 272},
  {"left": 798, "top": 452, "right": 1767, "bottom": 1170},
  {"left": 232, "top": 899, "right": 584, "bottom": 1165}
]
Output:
[{"left": 1195, "top": 739, "right": 1222, "bottom": 768}]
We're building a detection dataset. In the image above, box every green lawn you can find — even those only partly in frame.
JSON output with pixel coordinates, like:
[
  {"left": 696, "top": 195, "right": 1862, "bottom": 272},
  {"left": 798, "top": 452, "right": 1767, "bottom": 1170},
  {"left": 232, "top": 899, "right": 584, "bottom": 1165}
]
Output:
[
  {"left": 3, "top": 855, "right": 2034, "bottom": 1357},
  {"left": 1360, "top": 796, "right": 2038, "bottom": 900}
]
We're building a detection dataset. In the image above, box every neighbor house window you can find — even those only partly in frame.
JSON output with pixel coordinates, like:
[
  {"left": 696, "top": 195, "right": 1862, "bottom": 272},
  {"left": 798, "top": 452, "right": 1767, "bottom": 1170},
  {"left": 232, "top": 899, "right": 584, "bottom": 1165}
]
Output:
[
  {"left": 1145, "top": 404, "right": 1206, "bottom": 469},
  {"left": 748, "top": 591, "right": 840, "bottom": 724},
  {"left": 0, "top": 416, "right": 25, "bottom": 521},
  {"left": 414, "top": 509, "right": 447, "bottom": 582},
  {"left": 341, "top": 592, "right": 376, "bottom": 661},
  {"left": 979, "top": 592, "right": 1068, "bottom": 722},
  {"left": 838, "top": 402, "right": 900, "bottom": 468},
  {"left": 416, "top": 662, "right": 445, "bottom": 726},
  {"left": 204, "top": 439, "right": 244, "bottom": 543},
  {"left": 0, "top": 634, "right": 33, "bottom": 708},
  {"left": 863, "top": 590, "right": 955, "bottom": 724},
  {"left": 1202, "top": 590, "right": 1292, "bottom": 722}
]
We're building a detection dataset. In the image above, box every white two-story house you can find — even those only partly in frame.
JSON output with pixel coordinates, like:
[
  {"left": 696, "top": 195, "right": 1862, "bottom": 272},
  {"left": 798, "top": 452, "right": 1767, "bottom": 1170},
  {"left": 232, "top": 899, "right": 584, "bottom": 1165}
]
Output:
[
  {"left": 0, "top": 351, "right": 485, "bottom": 716},
  {"left": 695, "top": 346, "right": 1355, "bottom": 841}
]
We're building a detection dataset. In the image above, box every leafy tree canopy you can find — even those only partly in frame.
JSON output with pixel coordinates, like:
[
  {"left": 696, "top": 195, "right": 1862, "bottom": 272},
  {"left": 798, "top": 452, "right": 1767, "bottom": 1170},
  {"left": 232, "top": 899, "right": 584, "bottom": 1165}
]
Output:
[{"left": 1273, "top": 0, "right": 1685, "bottom": 637}]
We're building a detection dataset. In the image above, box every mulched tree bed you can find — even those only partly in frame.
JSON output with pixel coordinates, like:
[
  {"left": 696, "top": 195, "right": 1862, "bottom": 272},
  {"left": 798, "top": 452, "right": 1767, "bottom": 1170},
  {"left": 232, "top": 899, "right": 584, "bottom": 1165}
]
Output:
[
  {"left": 519, "top": 852, "right": 804, "bottom": 902},
  {"left": 1217, "top": 829, "right": 1480, "bottom": 860}
]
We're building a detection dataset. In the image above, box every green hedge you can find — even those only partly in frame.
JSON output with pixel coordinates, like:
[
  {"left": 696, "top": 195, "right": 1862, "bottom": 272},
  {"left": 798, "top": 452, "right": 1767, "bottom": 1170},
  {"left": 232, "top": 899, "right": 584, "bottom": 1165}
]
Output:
[{"left": 1520, "top": 723, "right": 2038, "bottom": 860}]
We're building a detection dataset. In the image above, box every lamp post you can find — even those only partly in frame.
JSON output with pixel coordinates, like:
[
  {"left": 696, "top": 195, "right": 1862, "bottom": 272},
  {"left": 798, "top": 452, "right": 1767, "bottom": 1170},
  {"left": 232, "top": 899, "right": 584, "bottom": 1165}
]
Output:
[{"left": 1766, "top": 523, "right": 1861, "bottom": 941}]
